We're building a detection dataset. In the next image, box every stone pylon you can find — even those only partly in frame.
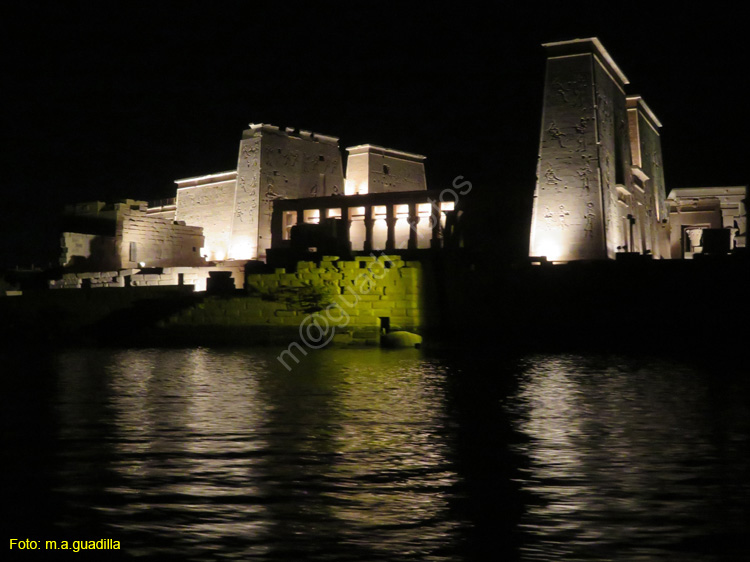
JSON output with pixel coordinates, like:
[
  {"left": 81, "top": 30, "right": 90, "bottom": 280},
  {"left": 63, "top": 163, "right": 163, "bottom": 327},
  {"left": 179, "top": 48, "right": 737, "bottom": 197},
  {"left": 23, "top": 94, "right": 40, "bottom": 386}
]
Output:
[{"left": 529, "top": 38, "right": 633, "bottom": 261}]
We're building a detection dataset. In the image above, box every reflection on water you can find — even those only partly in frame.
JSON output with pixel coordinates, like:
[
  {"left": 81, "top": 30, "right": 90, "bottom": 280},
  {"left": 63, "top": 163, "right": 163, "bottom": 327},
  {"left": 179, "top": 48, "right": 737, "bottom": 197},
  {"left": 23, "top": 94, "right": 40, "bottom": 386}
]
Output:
[
  {"left": 326, "top": 357, "right": 458, "bottom": 557},
  {"left": 509, "top": 354, "right": 750, "bottom": 562},
  {"left": 3, "top": 348, "right": 749, "bottom": 561},
  {"left": 50, "top": 348, "right": 459, "bottom": 560}
]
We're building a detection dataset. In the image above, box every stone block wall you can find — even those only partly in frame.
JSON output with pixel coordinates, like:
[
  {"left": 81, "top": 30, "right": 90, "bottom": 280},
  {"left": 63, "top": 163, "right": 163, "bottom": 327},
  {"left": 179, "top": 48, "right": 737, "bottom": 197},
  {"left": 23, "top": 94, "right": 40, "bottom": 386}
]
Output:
[
  {"left": 345, "top": 145, "right": 427, "bottom": 195},
  {"left": 50, "top": 270, "right": 124, "bottom": 289},
  {"left": 50, "top": 265, "right": 246, "bottom": 292},
  {"left": 60, "top": 232, "right": 119, "bottom": 270},
  {"left": 175, "top": 173, "right": 237, "bottom": 262},
  {"left": 164, "top": 256, "right": 423, "bottom": 345},
  {"left": 118, "top": 208, "right": 205, "bottom": 268},
  {"left": 253, "top": 126, "right": 345, "bottom": 259},
  {"left": 173, "top": 125, "right": 345, "bottom": 263}
]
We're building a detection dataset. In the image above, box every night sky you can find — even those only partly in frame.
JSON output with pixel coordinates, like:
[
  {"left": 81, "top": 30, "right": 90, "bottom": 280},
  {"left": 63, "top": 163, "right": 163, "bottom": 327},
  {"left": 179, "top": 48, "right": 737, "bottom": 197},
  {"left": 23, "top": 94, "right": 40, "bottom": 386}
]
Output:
[{"left": 2, "top": 2, "right": 746, "bottom": 268}]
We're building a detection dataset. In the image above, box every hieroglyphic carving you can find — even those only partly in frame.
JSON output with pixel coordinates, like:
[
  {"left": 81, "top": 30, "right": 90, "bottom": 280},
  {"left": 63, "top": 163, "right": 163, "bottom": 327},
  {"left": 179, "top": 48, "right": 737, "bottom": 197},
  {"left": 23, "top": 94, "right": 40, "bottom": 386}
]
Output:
[
  {"left": 241, "top": 140, "right": 260, "bottom": 168},
  {"left": 558, "top": 204, "right": 570, "bottom": 229},
  {"left": 547, "top": 122, "right": 566, "bottom": 148},
  {"left": 543, "top": 206, "right": 554, "bottom": 230},
  {"left": 545, "top": 165, "right": 562, "bottom": 185},
  {"left": 595, "top": 86, "right": 612, "bottom": 143},
  {"left": 259, "top": 181, "right": 285, "bottom": 222},
  {"left": 284, "top": 150, "right": 299, "bottom": 170},
  {"left": 237, "top": 175, "right": 258, "bottom": 195},
  {"left": 301, "top": 154, "right": 317, "bottom": 173},
  {"left": 327, "top": 158, "right": 340, "bottom": 175},
  {"left": 264, "top": 147, "right": 300, "bottom": 171},
  {"left": 551, "top": 79, "right": 568, "bottom": 103},
  {"left": 543, "top": 205, "right": 571, "bottom": 230},
  {"left": 574, "top": 117, "right": 589, "bottom": 152},
  {"left": 234, "top": 138, "right": 262, "bottom": 237},
  {"left": 264, "top": 181, "right": 284, "bottom": 202},
  {"left": 234, "top": 187, "right": 258, "bottom": 225},
  {"left": 584, "top": 202, "right": 595, "bottom": 237},
  {"left": 551, "top": 73, "right": 589, "bottom": 107},
  {"left": 577, "top": 156, "right": 593, "bottom": 191}
]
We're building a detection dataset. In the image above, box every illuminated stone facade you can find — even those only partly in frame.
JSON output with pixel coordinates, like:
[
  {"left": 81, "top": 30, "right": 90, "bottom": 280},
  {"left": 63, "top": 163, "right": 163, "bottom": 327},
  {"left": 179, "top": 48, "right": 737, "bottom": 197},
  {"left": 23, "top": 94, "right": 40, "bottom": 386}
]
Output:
[
  {"left": 56, "top": 124, "right": 429, "bottom": 291},
  {"left": 344, "top": 145, "right": 426, "bottom": 195},
  {"left": 172, "top": 127, "right": 427, "bottom": 262},
  {"left": 667, "top": 186, "right": 747, "bottom": 258},
  {"left": 270, "top": 190, "right": 454, "bottom": 254},
  {"left": 174, "top": 125, "right": 345, "bottom": 262},
  {"left": 529, "top": 38, "right": 670, "bottom": 261},
  {"left": 59, "top": 199, "right": 205, "bottom": 271}
]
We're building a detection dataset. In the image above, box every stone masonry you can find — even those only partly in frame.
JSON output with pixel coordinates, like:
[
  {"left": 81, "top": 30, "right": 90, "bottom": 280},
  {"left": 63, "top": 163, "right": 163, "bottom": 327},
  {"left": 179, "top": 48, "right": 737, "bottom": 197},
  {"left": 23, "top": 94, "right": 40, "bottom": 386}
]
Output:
[{"left": 163, "top": 256, "right": 422, "bottom": 345}]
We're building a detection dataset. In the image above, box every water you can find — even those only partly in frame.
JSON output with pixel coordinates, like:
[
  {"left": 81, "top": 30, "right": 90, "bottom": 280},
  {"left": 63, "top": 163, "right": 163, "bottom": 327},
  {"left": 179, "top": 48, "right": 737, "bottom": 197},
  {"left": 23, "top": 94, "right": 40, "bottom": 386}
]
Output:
[{"left": 3, "top": 347, "right": 749, "bottom": 560}]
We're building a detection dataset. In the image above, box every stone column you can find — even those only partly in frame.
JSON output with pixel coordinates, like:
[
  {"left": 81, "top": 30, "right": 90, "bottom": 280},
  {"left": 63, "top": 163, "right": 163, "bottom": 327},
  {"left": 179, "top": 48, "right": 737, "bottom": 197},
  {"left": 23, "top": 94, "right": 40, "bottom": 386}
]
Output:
[
  {"left": 385, "top": 204, "right": 396, "bottom": 251},
  {"left": 431, "top": 205, "right": 441, "bottom": 249},
  {"left": 364, "top": 205, "right": 374, "bottom": 253},
  {"left": 408, "top": 202, "right": 418, "bottom": 250},
  {"left": 340, "top": 205, "right": 351, "bottom": 252}
]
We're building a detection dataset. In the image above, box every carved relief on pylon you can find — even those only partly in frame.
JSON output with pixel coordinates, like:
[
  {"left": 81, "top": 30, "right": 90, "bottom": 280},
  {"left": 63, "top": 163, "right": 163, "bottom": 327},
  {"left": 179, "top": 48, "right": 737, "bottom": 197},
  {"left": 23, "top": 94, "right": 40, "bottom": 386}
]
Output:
[
  {"left": 547, "top": 122, "right": 567, "bottom": 148},
  {"left": 545, "top": 165, "right": 562, "bottom": 185}
]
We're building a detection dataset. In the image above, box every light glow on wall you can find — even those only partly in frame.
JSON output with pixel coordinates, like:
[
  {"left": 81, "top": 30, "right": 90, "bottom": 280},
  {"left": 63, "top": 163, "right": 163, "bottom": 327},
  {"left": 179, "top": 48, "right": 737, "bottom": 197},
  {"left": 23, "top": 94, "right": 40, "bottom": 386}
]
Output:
[
  {"left": 536, "top": 238, "right": 563, "bottom": 261},
  {"left": 371, "top": 205, "right": 387, "bottom": 219},
  {"left": 372, "top": 219, "right": 387, "bottom": 250},
  {"left": 211, "top": 246, "right": 227, "bottom": 262},
  {"left": 303, "top": 209, "right": 320, "bottom": 224},
  {"left": 349, "top": 207, "right": 366, "bottom": 219},
  {"left": 395, "top": 218, "right": 410, "bottom": 248},
  {"left": 282, "top": 211, "right": 297, "bottom": 240},
  {"left": 344, "top": 179, "right": 369, "bottom": 195},
  {"left": 229, "top": 236, "right": 256, "bottom": 260}
]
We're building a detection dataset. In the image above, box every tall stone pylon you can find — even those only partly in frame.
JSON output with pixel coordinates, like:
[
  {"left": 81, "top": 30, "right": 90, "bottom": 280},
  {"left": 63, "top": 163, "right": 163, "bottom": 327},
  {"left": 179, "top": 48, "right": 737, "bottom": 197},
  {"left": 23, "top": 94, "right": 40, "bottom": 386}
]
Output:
[{"left": 529, "top": 38, "right": 633, "bottom": 261}]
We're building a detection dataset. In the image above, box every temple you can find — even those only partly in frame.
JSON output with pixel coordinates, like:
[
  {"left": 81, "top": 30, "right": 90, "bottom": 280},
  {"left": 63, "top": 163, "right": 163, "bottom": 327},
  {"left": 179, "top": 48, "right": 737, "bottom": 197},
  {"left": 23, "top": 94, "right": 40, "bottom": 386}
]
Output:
[
  {"left": 667, "top": 186, "right": 746, "bottom": 258},
  {"left": 528, "top": 38, "right": 745, "bottom": 262},
  {"left": 51, "top": 38, "right": 747, "bottom": 293},
  {"left": 53, "top": 124, "right": 445, "bottom": 289}
]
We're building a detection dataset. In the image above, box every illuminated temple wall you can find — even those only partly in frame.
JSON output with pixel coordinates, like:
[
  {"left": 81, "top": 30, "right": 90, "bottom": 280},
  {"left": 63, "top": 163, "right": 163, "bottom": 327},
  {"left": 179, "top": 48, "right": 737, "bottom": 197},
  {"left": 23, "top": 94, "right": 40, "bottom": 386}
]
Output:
[
  {"left": 667, "top": 186, "right": 747, "bottom": 258},
  {"left": 251, "top": 126, "right": 344, "bottom": 259},
  {"left": 529, "top": 38, "right": 668, "bottom": 261},
  {"left": 626, "top": 96, "right": 670, "bottom": 258},
  {"left": 175, "top": 172, "right": 238, "bottom": 262},
  {"left": 60, "top": 199, "right": 204, "bottom": 270},
  {"left": 117, "top": 205, "right": 205, "bottom": 269},
  {"left": 175, "top": 125, "right": 344, "bottom": 262},
  {"left": 344, "top": 145, "right": 426, "bottom": 195},
  {"left": 64, "top": 125, "right": 427, "bottom": 273}
]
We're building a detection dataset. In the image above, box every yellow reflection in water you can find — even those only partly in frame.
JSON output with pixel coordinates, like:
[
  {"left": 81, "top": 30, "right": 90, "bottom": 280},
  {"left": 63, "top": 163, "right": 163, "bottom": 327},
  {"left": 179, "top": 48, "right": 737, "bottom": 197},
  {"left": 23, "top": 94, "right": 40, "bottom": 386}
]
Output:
[
  {"left": 55, "top": 347, "right": 460, "bottom": 558},
  {"left": 320, "top": 350, "right": 459, "bottom": 549}
]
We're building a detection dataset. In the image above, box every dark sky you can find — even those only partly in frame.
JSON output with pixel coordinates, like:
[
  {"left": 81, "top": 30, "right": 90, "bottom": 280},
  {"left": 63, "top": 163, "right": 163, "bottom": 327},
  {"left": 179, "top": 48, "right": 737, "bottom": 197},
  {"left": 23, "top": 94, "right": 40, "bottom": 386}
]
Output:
[{"left": 2, "top": 2, "right": 746, "bottom": 267}]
